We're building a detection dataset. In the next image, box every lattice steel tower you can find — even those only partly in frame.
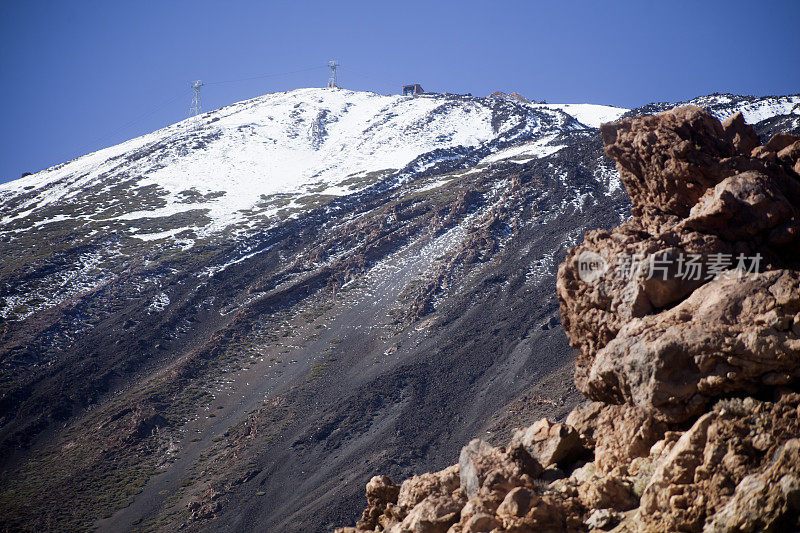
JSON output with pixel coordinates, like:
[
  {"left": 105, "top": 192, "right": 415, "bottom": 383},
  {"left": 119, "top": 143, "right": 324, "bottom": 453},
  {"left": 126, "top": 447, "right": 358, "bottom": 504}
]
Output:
[
  {"left": 327, "top": 60, "right": 339, "bottom": 88},
  {"left": 190, "top": 80, "right": 204, "bottom": 118}
]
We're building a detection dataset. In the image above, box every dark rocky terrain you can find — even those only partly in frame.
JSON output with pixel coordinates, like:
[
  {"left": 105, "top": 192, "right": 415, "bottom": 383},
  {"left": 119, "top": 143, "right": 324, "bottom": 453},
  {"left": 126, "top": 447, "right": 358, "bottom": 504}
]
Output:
[{"left": 0, "top": 89, "right": 797, "bottom": 532}]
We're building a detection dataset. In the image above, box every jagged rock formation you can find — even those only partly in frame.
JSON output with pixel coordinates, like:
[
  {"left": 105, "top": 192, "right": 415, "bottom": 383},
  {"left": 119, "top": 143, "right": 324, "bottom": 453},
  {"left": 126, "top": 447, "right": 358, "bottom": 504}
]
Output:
[
  {"left": 338, "top": 106, "right": 800, "bottom": 532},
  {"left": 560, "top": 106, "right": 800, "bottom": 423}
]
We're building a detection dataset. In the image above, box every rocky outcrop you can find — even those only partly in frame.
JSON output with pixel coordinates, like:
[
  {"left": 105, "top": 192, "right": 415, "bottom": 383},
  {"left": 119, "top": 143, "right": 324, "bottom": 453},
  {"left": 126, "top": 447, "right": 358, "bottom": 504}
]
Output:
[
  {"left": 638, "top": 395, "right": 800, "bottom": 531},
  {"left": 356, "top": 476, "right": 400, "bottom": 530},
  {"left": 559, "top": 106, "right": 800, "bottom": 422},
  {"left": 579, "top": 269, "right": 800, "bottom": 422},
  {"left": 337, "top": 107, "right": 800, "bottom": 532}
]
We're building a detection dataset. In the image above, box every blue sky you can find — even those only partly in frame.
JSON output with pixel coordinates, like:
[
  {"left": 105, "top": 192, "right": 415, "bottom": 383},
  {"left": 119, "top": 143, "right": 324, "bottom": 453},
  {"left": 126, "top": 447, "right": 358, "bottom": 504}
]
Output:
[{"left": 1, "top": 0, "right": 798, "bottom": 183}]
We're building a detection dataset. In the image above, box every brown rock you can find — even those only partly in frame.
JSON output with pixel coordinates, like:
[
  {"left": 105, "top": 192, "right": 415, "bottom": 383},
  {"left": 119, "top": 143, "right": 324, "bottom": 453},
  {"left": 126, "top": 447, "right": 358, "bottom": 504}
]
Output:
[
  {"left": 706, "top": 439, "right": 800, "bottom": 532},
  {"left": 556, "top": 219, "right": 733, "bottom": 379},
  {"left": 680, "top": 170, "right": 800, "bottom": 244},
  {"left": 777, "top": 140, "right": 800, "bottom": 166},
  {"left": 559, "top": 105, "right": 800, "bottom": 405},
  {"left": 592, "top": 405, "right": 667, "bottom": 472},
  {"left": 496, "top": 487, "right": 539, "bottom": 519},
  {"left": 600, "top": 106, "right": 759, "bottom": 218},
  {"left": 393, "top": 493, "right": 463, "bottom": 533},
  {"left": 751, "top": 144, "right": 777, "bottom": 161},
  {"left": 397, "top": 465, "right": 461, "bottom": 510},
  {"left": 764, "top": 132, "right": 800, "bottom": 153},
  {"left": 458, "top": 439, "right": 541, "bottom": 499},
  {"left": 578, "top": 474, "right": 637, "bottom": 512},
  {"left": 510, "top": 418, "right": 586, "bottom": 468},
  {"left": 584, "top": 508, "right": 623, "bottom": 530},
  {"left": 565, "top": 401, "right": 605, "bottom": 447},
  {"left": 637, "top": 395, "right": 800, "bottom": 531},
  {"left": 722, "top": 112, "right": 761, "bottom": 155},
  {"left": 356, "top": 475, "right": 400, "bottom": 530},
  {"left": 580, "top": 270, "right": 800, "bottom": 422},
  {"left": 462, "top": 512, "right": 499, "bottom": 532}
]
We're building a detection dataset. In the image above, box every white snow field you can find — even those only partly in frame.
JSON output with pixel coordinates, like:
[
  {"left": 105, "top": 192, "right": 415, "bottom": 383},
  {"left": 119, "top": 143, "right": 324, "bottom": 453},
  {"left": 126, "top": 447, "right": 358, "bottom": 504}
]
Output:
[
  {"left": 536, "top": 103, "right": 629, "bottom": 128},
  {"left": 1, "top": 89, "right": 796, "bottom": 242},
  {"left": 0, "top": 88, "right": 576, "bottom": 236}
]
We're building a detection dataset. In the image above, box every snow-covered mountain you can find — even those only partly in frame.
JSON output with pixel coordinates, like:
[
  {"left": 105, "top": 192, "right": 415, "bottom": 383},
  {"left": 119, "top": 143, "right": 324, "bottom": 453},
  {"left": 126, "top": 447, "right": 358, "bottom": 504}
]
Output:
[
  {"left": 625, "top": 92, "right": 800, "bottom": 123},
  {"left": 0, "top": 89, "right": 624, "bottom": 241},
  {"left": 0, "top": 88, "right": 629, "bottom": 324},
  {"left": 0, "top": 88, "right": 798, "bottom": 532}
]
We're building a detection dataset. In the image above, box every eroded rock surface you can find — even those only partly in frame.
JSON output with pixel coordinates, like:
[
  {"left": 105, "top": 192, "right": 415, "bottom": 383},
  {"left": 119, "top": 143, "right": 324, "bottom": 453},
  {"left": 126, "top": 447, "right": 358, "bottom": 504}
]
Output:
[
  {"left": 559, "top": 107, "right": 800, "bottom": 421},
  {"left": 337, "top": 107, "right": 800, "bottom": 532}
]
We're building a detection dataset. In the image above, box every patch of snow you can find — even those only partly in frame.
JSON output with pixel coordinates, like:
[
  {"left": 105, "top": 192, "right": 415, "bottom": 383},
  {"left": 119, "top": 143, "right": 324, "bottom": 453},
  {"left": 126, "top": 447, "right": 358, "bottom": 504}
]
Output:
[
  {"left": 480, "top": 135, "right": 564, "bottom": 164},
  {"left": 416, "top": 178, "right": 453, "bottom": 192},
  {"left": 203, "top": 242, "right": 279, "bottom": 277},
  {"left": 706, "top": 95, "right": 800, "bottom": 124},
  {"left": 536, "top": 103, "right": 629, "bottom": 128},
  {"left": 149, "top": 292, "right": 170, "bottom": 313},
  {"left": 132, "top": 228, "right": 186, "bottom": 241},
  {"left": 0, "top": 250, "right": 114, "bottom": 320},
  {"left": 594, "top": 165, "right": 622, "bottom": 194}
]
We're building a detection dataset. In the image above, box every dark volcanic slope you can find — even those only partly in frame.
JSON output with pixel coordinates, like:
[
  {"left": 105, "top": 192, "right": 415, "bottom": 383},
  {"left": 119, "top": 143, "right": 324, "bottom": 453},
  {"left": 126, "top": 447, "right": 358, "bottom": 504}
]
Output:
[
  {"left": 203, "top": 136, "right": 629, "bottom": 532},
  {"left": 0, "top": 91, "right": 797, "bottom": 532}
]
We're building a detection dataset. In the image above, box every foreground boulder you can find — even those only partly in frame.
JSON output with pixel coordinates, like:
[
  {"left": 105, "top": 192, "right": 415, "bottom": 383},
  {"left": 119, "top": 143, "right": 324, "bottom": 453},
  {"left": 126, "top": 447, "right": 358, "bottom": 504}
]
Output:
[
  {"left": 558, "top": 106, "right": 800, "bottom": 423},
  {"left": 336, "top": 107, "right": 800, "bottom": 532},
  {"left": 509, "top": 418, "right": 585, "bottom": 468},
  {"left": 581, "top": 269, "right": 800, "bottom": 423}
]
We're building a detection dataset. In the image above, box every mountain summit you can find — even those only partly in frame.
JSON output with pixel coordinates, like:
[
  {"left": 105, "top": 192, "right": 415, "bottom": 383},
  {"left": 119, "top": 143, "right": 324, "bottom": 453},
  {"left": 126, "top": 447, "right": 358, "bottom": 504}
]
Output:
[{"left": 0, "top": 89, "right": 624, "bottom": 243}]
